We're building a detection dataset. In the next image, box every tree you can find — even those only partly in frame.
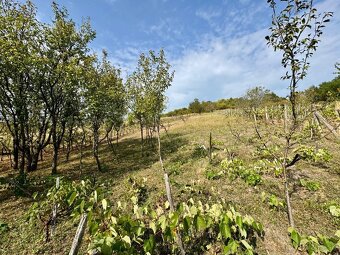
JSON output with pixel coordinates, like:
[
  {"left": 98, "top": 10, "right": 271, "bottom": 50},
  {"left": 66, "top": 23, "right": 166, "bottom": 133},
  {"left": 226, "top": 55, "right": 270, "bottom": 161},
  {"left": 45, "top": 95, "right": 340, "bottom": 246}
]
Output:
[
  {"left": 40, "top": 3, "right": 95, "bottom": 174},
  {"left": 243, "top": 86, "right": 270, "bottom": 110},
  {"left": 0, "top": 0, "right": 48, "bottom": 176},
  {"left": 83, "top": 51, "right": 123, "bottom": 171},
  {"left": 188, "top": 98, "right": 203, "bottom": 114},
  {"left": 266, "top": 0, "right": 332, "bottom": 227},
  {"left": 127, "top": 49, "right": 174, "bottom": 142},
  {"left": 335, "top": 62, "right": 340, "bottom": 77}
]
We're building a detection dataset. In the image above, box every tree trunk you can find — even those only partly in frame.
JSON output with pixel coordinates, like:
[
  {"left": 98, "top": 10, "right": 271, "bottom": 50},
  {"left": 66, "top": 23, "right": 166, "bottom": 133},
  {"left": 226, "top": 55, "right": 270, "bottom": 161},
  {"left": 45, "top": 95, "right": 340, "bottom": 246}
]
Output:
[
  {"left": 13, "top": 138, "right": 19, "bottom": 170},
  {"left": 93, "top": 124, "right": 101, "bottom": 172},
  {"left": 51, "top": 119, "right": 58, "bottom": 175},
  {"left": 140, "top": 123, "right": 144, "bottom": 143}
]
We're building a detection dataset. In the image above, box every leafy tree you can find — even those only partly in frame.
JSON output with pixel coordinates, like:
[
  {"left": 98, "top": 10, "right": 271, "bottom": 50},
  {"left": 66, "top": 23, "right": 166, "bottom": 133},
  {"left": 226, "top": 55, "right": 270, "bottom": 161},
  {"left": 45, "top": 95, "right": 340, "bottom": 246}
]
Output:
[
  {"left": 314, "top": 77, "right": 340, "bottom": 101},
  {"left": 243, "top": 86, "right": 270, "bottom": 111},
  {"left": 266, "top": 0, "right": 332, "bottom": 227},
  {"left": 335, "top": 62, "right": 340, "bottom": 76},
  {"left": 40, "top": 3, "right": 95, "bottom": 174},
  {"left": 127, "top": 49, "right": 174, "bottom": 142},
  {"left": 188, "top": 98, "right": 204, "bottom": 114},
  {"left": 83, "top": 51, "right": 123, "bottom": 171},
  {"left": 0, "top": 0, "right": 47, "bottom": 176}
]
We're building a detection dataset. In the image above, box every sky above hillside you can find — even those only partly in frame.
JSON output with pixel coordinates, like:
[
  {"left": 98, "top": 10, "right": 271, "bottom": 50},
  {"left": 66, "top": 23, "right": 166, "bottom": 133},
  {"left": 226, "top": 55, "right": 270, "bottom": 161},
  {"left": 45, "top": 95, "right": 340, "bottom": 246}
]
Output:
[{"left": 28, "top": 0, "right": 340, "bottom": 110}]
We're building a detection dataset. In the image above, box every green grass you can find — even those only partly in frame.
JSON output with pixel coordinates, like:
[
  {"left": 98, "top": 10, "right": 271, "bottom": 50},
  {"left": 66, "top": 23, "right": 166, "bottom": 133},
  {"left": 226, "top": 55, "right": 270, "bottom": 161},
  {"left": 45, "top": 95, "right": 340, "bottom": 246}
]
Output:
[{"left": 0, "top": 111, "right": 339, "bottom": 254}]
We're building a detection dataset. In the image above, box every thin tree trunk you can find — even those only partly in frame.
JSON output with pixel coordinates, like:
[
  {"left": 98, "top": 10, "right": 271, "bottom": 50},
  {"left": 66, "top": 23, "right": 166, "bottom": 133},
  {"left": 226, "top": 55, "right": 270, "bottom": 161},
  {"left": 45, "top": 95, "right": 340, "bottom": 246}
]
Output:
[
  {"left": 51, "top": 119, "right": 58, "bottom": 175},
  {"left": 13, "top": 138, "right": 19, "bottom": 170},
  {"left": 93, "top": 124, "right": 101, "bottom": 172},
  {"left": 283, "top": 141, "right": 294, "bottom": 227}
]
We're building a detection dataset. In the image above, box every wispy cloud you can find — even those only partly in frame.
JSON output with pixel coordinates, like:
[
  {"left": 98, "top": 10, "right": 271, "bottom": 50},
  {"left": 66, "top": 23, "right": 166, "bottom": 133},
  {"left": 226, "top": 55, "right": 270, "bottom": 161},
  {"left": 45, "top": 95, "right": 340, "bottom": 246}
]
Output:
[{"left": 166, "top": 0, "right": 340, "bottom": 110}]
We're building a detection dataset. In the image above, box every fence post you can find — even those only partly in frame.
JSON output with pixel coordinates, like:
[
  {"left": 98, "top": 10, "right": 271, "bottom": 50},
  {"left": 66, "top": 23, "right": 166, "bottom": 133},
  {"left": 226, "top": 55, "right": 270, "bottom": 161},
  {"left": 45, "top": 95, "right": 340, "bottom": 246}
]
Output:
[
  {"left": 69, "top": 214, "right": 88, "bottom": 255},
  {"left": 51, "top": 177, "right": 60, "bottom": 237}
]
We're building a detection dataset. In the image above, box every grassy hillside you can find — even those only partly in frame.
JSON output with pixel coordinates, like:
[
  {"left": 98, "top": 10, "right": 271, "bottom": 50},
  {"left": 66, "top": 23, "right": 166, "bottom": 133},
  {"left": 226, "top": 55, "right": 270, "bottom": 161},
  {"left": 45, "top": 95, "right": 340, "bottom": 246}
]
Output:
[{"left": 0, "top": 111, "right": 339, "bottom": 254}]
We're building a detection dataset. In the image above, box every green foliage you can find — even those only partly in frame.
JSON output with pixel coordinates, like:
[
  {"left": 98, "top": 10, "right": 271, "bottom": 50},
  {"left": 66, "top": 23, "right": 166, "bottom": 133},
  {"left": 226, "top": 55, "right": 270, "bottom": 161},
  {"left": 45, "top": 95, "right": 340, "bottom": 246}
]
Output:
[
  {"left": 28, "top": 179, "right": 264, "bottom": 254},
  {"left": 89, "top": 199, "right": 264, "bottom": 255},
  {"left": 254, "top": 145, "right": 279, "bottom": 160},
  {"left": 127, "top": 49, "right": 173, "bottom": 132},
  {"left": 296, "top": 146, "right": 332, "bottom": 163},
  {"left": 313, "top": 77, "right": 340, "bottom": 102},
  {"left": 328, "top": 205, "right": 340, "bottom": 218},
  {"left": 261, "top": 192, "right": 285, "bottom": 210},
  {"left": 288, "top": 228, "right": 340, "bottom": 255},
  {"left": 254, "top": 159, "right": 283, "bottom": 177},
  {"left": 205, "top": 167, "right": 224, "bottom": 180},
  {"left": 243, "top": 86, "right": 270, "bottom": 110},
  {"left": 299, "top": 179, "right": 320, "bottom": 192},
  {"left": 0, "top": 220, "right": 9, "bottom": 234},
  {"left": 221, "top": 158, "right": 262, "bottom": 186},
  {"left": 165, "top": 91, "right": 283, "bottom": 117},
  {"left": 27, "top": 178, "right": 105, "bottom": 226},
  {"left": 188, "top": 98, "right": 205, "bottom": 114},
  {"left": 192, "top": 144, "right": 208, "bottom": 159},
  {"left": 128, "top": 177, "right": 148, "bottom": 205}
]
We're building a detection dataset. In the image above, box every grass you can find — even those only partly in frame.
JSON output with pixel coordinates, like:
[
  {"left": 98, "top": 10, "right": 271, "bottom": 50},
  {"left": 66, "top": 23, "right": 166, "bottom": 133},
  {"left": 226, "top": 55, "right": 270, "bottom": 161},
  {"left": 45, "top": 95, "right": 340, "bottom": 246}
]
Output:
[{"left": 0, "top": 110, "right": 339, "bottom": 254}]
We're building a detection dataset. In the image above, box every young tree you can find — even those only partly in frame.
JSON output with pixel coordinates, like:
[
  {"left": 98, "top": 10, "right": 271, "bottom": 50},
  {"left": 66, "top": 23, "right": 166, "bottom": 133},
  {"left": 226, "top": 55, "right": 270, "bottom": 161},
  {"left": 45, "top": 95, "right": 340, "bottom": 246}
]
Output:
[
  {"left": 266, "top": 0, "right": 332, "bottom": 227},
  {"left": 243, "top": 86, "right": 270, "bottom": 110},
  {"left": 127, "top": 49, "right": 174, "bottom": 142},
  {"left": 84, "top": 51, "right": 123, "bottom": 171}
]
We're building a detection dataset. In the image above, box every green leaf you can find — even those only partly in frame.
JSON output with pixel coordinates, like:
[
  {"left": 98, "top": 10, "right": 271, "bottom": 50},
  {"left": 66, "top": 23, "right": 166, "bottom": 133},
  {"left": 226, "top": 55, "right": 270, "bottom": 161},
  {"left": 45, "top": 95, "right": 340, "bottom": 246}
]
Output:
[
  {"left": 67, "top": 191, "right": 77, "bottom": 206},
  {"left": 241, "top": 240, "right": 253, "bottom": 250},
  {"left": 143, "top": 235, "right": 155, "bottom": 252},
  {"left": 220, "top": 222, "right": 231, "bottom": 239},
  {"left": 321, "top": 237, "right": 335, "bottom": 251},
  {"left": 149, "top": 221, "right": 157, "bottom": 234},
  {"left": 101, "top": 243, "right": 113, "bottom": 255},
  {"left": 195, "top": 215, "right": 206, "bottom": 232},
  {"left": 224, "top": 239, "right": 239, "bottom": 254},
  {"left": 236, "top": 215, "right": 243, "bottom": 229},
  {"left": 89, "top": 221, "right": 98, "bottom": 235},
  {"left": 289, "top": 228, "right": 301, "bottom": 249},
  {"left": 183, "top": 216, "right": 191, "bottom": 234},
  {"left": 122, "top": 235, "right": 131, "bottom": 245},
  {"left": 79, "top": 200, "right": 85, "bottom": 213},
  {"left": 170, "top": 211, "right": 179, "bottom": 228},
  {"left": 102, "top": 199, "right": 108, "bottom": 211}
]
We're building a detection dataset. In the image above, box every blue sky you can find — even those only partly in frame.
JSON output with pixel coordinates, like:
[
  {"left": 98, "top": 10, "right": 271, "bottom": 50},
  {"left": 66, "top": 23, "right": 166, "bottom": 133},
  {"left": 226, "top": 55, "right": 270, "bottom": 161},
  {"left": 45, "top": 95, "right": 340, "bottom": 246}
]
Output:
[{"left": 29, "top": 0, "right": 340, "bottom": 110}]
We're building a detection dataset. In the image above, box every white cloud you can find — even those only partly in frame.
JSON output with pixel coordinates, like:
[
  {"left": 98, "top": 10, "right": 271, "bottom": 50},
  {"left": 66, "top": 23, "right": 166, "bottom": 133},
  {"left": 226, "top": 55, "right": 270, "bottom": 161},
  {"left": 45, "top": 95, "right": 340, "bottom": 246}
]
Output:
[{"left": 167, "top": 0, "right": 340, "bottom": 110}]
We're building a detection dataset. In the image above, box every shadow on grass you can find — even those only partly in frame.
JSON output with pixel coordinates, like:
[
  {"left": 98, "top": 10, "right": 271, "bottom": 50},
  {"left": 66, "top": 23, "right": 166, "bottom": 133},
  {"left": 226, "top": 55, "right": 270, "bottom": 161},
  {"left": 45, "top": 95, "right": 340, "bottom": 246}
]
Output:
[{"left": 0, "top": 132, "right": 188, "bottom": 202}]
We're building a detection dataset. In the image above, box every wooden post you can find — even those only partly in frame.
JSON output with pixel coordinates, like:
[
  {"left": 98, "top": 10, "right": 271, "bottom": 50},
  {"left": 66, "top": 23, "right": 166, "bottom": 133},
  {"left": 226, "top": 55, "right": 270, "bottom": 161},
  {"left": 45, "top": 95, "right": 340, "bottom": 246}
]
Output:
[
  {"left": 156, "top": 123, "right": 186, "bottom": 255},
  {"left": 209, "top": 132, "right": 212, "bottom": 163},
  {"left": 314, "top": 111, "right": 339, "bottom": 139},
  {"left": 284, "top": 104, "right": 288, "bottom": 132},
  {"left": 51, "top": 177, "right": 60, "bottom": 237},
  {"left": 265, "top": 106, "right": 269, "bottom": 122},
  {"left": 335, "top": 101, "right": 340, "bottom": 118},
  {"left": 69, "top": 214, "right": 88, "bottom": 255},
  {"left": 310, "top": 118, "right": 314, "bottom": 139}
]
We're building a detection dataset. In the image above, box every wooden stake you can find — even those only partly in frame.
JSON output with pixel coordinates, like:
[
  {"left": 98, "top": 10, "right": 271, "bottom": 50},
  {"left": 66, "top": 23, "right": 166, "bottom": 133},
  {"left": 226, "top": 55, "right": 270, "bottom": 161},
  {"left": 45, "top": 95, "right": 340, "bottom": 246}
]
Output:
[
  {"left": 284, "top": 104, "right": 288, "bottom": 133},
  {"left": 265, "top": 106, "right": 269, "bottom": 122},
  {"left": 69, "top": 214, "right": 88, "bottom": 255},
  {"left": 314, "top": 111, "right": 339, "bottom": 139},
  {"left": 209, "top": 132, "right": 212, "bottom": 163},
  {"left": 156, "top": 123, "right": 186, "bottom": 255},
  {"left": 51, "top": 177, "right": 60, "bottom": 237}
]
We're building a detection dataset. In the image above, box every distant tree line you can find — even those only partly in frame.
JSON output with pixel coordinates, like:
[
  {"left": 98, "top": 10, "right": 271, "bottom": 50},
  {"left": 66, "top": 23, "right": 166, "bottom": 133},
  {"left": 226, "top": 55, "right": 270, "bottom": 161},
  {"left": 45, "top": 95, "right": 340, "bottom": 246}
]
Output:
[
  {"left": 165, "top": 74, "right": 340, "bottom": 117},
  {"left": 164, "top": 87, "right": 285, "bottom": 117}
]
